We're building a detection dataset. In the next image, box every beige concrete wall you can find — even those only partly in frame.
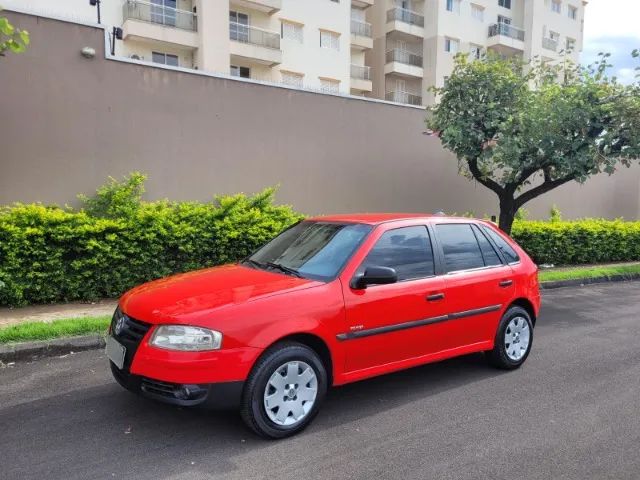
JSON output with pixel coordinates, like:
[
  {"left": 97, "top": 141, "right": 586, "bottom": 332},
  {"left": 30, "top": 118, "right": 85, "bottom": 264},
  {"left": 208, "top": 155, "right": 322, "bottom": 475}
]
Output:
[{"left": 1, "top": 11, "right": 639, "bottom": 221}]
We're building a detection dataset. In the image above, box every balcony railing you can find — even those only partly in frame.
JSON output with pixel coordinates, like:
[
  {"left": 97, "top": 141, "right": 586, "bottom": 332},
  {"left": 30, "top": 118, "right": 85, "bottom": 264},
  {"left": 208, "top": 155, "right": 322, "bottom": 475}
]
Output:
[
  {"left": 386, "top": 49, "right": 423, "bottom": 67},
  {"left": 386, "top": 7, "right": 424, "bottom": 27},
  {"left": 385, "top": 91, "right": 422, "bottom": 106},
  {"left": 488, "top": 22, "right": 525, "bottom": 41},
  {"left": 229, "top": 22, "right": 280, "bottom": 50},
  {"left": 351, "top": 64, "right": 371, "bottom": 80},
  {"left": 542, "top": 37, "right": 558, "bottom": 51},
  {"left": 351, "top": 19, "right": 372, "bottom": 38},
  {"left": 123, "top": 0, "right": 197, "bottom": 31}
]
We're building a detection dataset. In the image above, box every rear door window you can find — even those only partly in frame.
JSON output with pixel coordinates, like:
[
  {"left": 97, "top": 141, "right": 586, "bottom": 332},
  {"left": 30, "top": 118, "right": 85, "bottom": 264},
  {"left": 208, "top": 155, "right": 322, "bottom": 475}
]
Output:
[{"left": 435, "top": 224, "right": 485, "bottom": 272}]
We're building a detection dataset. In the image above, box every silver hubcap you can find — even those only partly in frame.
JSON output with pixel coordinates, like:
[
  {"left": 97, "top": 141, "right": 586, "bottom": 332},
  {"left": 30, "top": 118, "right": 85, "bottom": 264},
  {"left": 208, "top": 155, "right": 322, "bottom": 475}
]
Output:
[
  {"left": 505, "top": 316, "right": 530, "bottom": 361},
  {"left": 264, "top": 361, "right": 318, "bottom": 426}
]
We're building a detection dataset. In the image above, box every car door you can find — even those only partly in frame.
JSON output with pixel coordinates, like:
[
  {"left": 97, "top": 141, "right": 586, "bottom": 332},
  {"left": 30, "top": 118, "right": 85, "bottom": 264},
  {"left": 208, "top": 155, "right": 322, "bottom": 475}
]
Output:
[
  {"left": 341, "top": 224, "right": 448, "bottom": 373},
  {"left": 432, "top": 222, "right": 515, "bottom": 350}
]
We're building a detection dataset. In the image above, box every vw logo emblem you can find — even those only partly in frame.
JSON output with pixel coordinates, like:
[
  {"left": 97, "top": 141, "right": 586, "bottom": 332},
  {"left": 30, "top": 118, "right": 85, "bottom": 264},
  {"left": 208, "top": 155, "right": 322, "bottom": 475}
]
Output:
[{"left": 114, "top": 315, "right": 126, "bottom": 335}]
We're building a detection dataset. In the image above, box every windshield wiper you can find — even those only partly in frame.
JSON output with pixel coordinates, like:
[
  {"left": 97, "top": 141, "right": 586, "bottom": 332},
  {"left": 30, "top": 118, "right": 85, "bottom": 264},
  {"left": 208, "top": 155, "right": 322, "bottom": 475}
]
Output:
[
  {"left": 265, "top": 262, "right": 303, "bottom": 278},
  {"left": 242, "top": 259, "right": 265, "bottom": 269}
]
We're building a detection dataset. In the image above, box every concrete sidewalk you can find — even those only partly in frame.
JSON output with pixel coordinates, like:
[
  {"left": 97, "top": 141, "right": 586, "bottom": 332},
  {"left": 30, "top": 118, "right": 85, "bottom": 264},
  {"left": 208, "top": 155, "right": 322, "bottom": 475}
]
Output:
[{"left": 0, "top": 300, "right": 117, "bottom": 327}]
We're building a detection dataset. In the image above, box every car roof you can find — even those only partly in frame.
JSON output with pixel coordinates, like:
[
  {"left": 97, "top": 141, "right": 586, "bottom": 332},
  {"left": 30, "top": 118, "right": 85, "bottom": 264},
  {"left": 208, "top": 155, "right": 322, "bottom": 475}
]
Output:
[{"left": 307, "top": 213, "right": 485, "bottom": 225}]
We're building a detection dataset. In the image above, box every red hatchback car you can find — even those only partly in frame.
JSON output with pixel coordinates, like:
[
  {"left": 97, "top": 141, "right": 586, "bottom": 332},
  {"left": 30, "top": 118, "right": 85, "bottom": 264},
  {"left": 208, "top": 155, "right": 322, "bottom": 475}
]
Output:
[{"left": 107, "top": 214, "right": 540, "bottom": 438}]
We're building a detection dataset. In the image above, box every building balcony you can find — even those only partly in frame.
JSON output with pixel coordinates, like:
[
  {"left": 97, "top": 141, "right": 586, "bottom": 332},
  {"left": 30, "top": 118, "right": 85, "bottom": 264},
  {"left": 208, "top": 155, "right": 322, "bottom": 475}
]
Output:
[
  {"left": 386, "top": 7, "right": 424, "bottom": 38},
  {"left": 350, "top": 64, "right": 372, "bottom": 92},
  {"left": 352, "top": 0, "right": 374, "bottom": 7},
  {"left": 385, "top": 91, "right": 422, "bottom": 106},
  {"left": 230, "top": 0, "right": 281, "bottom": 15},
  {"left": 229, "top": 22, "right": 282, "bottom": 66},
  {"left": 351, "top": 19, "right": 373, "bottom": 50},
  {"left": 487, "top": 23, "right": 525, "bottom": 54},
  {"left": 122, "top": 0, "right": 198, "bottom": 48},
  {"left": 384, "top": 49, "right": 423, "bottom": 78},
  {"left": 542, "top": 37, "right": 558, "bottom": 52}
]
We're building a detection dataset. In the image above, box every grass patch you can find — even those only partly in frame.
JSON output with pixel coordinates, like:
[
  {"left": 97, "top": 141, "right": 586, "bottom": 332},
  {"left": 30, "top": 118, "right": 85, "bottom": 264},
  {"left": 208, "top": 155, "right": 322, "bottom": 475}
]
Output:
[
  {"left": 538, "top": 263, "right": 640, "bottom": 283},
  {"left": 0, "top": 316, "right": 110, "bottom": 344}
]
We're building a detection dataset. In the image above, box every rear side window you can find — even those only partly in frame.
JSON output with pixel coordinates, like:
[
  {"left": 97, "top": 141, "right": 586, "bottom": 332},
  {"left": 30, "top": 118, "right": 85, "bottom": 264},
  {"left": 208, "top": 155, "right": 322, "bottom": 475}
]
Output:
[
  {"left": 481, "top": 225, "right": 520, "bottom": 264},
  {"left": 435, "top": 224, "right": 485, "bottom": 272},
  {"left": 472, "top": 225, "right": 502, "bottom": 267},
  {"left": 360, "top": 226, "right": 435, "bottom": 281}
]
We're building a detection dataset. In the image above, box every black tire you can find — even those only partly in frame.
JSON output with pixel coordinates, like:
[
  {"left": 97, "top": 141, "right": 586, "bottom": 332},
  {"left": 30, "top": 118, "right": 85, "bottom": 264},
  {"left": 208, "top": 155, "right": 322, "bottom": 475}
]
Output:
[
  {"left": 240, "top": 342, "right": 328, "bottom": 439},
  {"left": 486, "top": 306, "right": 534, "bottom": 370}
]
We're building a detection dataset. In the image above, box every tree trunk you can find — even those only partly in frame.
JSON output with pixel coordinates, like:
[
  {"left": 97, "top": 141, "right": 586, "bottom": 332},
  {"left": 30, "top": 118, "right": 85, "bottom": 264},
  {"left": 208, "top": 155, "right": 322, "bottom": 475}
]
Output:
[{"left": 498, "top": 196, "right": 516, "bottom": 235}]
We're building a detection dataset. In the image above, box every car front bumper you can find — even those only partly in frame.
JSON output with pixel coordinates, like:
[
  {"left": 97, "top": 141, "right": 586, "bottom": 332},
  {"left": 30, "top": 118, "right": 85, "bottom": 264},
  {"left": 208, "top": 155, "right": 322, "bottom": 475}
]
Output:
[{"left": 110, "top": 361, "right": 245, "bottom": 409}]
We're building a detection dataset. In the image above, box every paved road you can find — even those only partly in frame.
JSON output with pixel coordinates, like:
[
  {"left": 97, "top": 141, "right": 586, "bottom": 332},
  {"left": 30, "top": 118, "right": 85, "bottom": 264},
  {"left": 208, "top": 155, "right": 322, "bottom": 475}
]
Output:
[{"left": 1, "top": 282, "right": 639, "bottom": 480}]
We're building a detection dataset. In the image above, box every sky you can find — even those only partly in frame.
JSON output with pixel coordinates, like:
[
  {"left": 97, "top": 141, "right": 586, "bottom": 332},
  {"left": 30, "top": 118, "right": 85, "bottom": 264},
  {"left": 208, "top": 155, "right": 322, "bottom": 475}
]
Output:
[{"left": 582, "top": 0, "right": 640, "bottom": 83}]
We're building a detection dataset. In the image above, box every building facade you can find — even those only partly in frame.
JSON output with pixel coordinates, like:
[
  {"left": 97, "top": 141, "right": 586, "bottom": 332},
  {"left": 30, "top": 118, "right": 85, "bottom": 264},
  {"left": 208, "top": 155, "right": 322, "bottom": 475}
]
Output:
[
  {"left": 5, "top": 0, "right": 375, "bottom": 96},
  {"left": 368, "top": 0, "right": 586, "bottom": 105},
  {"left": 5, "top": 0, "right": 584, "bottom": 103}
]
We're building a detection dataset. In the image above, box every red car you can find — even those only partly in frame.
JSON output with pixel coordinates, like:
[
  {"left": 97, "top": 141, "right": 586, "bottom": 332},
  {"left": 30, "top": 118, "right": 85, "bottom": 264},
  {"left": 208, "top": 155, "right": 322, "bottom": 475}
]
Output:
[{"left": 107, "top": 214, "right": 540, "bottom": 438}]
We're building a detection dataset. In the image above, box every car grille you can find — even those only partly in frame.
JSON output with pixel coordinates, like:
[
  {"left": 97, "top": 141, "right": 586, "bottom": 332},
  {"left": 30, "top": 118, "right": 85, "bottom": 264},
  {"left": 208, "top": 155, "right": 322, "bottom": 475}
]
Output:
[
  {"left": 112, "top": 311, "right": 150, "bottom": 342},
  {"left": 110, "top": 308, "right": 151, "bottom": 370}
]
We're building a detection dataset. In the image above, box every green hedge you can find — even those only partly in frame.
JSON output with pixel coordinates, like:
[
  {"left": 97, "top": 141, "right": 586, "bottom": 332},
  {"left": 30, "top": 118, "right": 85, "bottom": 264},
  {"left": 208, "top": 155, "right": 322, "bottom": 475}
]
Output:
[
  {"left": 0, "top": 174, "right": 302, "bottom": 307},
  {"left": 2, "top": 173, "right": 639, "bottom": 307},
  {"left": 512, "top": 219, "right": 640, "bottom": 265}
]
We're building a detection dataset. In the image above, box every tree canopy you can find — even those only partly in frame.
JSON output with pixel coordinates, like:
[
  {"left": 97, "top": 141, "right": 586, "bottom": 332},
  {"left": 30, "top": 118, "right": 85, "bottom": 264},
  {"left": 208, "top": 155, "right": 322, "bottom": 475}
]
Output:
[
  {"left": 0, "top": 10, "right": 29, "bottom": 57},
  {"left": 427, "top": 51, "right": 640, "bottom": 233}
]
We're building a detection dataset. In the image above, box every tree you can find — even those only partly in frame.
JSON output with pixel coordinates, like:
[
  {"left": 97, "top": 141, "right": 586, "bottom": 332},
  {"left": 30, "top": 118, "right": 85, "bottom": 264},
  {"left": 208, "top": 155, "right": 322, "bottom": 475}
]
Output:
[
  {"left": 427, "top": 52, "right": 640, "bottom": 234},
  {"left": 0, "top": 9, "right": 29, "bottom": 57}
]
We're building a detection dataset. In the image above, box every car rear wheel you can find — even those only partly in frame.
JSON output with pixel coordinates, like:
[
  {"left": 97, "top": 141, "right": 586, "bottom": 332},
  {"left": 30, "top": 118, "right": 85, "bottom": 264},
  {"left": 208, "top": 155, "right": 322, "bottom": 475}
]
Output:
[
  {"left": 486, "top": 306, "right": 533, "bottom": 370},
  {"left": 240, "top": 342, "right": 327, "bottom": 439}
]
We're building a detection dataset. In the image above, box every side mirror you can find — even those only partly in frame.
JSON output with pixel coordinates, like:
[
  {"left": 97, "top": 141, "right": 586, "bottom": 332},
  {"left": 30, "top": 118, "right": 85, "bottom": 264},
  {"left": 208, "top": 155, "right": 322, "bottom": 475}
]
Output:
[{"left": 351, "top": 266, "right": 398, "bottom": 289}]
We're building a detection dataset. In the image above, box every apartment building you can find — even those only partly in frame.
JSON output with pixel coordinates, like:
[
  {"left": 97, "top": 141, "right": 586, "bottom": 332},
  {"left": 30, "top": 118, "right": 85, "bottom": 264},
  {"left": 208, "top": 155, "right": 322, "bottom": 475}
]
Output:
[
  {"left": 368, "top": 0, "right": 586, "bottom": 105},
  {"left": 6, "top": 0, "right": 376, "bottom": 96},
  {"left": 6, "top": 0, "right": 584, "bottom": 104}
]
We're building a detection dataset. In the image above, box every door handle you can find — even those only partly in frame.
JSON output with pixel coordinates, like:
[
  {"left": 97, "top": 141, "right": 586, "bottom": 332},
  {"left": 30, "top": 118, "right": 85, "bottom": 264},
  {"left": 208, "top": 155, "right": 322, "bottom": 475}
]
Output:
[
  {"left": 499, "top": 279, "right": 513, "bottom": 287},
  {"left": 426, "top": 293, "right": 445, "bottom": 301}
]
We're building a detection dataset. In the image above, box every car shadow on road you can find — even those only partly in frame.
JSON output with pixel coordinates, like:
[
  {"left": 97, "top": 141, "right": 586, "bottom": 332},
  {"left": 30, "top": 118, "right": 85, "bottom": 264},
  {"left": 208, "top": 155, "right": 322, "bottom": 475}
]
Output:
[{"left": 0, "top": 352, "right": 511, "bottom": 479}]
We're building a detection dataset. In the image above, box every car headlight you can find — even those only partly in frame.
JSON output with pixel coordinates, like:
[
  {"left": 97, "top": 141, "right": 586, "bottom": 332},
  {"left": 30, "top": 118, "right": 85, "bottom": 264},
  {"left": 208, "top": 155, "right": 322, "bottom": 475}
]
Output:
[{"left": 150, "top": 325, "right": 222, "bottom": 351}]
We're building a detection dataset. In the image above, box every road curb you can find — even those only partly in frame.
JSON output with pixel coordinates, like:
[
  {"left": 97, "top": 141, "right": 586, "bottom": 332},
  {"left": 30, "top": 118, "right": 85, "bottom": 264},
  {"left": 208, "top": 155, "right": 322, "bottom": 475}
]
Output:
[
  {"left": 540, "top": 273, "right": 640, "bottom": 290},
  {"left": 0, "top": 335, "right": 105, "bottom": 363}
]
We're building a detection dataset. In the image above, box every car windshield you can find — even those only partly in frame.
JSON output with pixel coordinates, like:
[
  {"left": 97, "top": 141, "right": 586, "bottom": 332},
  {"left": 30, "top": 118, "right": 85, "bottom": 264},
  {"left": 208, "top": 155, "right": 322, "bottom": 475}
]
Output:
[{"left": 244, "top": 221, "right": 372, "bottom": 281}]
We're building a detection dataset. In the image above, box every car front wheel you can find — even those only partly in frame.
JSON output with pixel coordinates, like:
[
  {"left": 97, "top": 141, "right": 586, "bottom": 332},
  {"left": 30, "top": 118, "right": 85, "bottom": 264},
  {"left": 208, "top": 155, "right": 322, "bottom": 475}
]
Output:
[
  {"left": 240, "top": 342, "right": 327, "bottom": 439},
  {"left": 486, "top": 306, "right": 533, "bottom": 370}
]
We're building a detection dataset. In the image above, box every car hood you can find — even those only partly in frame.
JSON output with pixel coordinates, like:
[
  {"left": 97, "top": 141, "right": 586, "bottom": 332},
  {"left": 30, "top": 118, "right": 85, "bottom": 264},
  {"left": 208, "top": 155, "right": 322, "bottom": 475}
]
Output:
[{"left": 120, "top": 264, "right": 320, "bottom": 324}]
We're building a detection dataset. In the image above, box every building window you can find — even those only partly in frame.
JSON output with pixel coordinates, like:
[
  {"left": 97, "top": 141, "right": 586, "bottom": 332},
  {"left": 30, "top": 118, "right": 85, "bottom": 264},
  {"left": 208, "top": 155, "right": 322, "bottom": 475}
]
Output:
[
  {"left": 281, "top": 71, "right": 304, "bottom": 88},
  {"left": 470, "top": 44, "right": 483, "bottom": 59},
  {"left": 498, "top": 15, "right": 512, "bottom": 25},
  {"left": 498, "top": 0, "right": 511, "bottom": 9},
  {"left": 230, "top": 65, "right": 250, "bottom": 78},
  {"left": 152, "top": 52, "right": 179, "bottom": 67},
  {"left": 229, "top": 11, "right": 249, "bottom": 42},
  {"left": 444, "top": 37, "right": 459, "bottom": 53},
  {"left": 319, "top": 78, "right": 340, "bottom": 94},
  {"left": 150, "top": 0, "right": 177, "bottom": 26},
  {"left": 566, "top": 37, "right": 576, "bottom": 51},
  {"left": 320, "top": 30, "right": 340, "bottom": 50},
  {"left": 568, "top": 5, "right": 577, "bottom": 19},
  {"left": 551, "top": 0, "right": 561, "bottom": 13},
  {"left": 471, "top": 4, "right": 484, "bottom": 21},
  {"left": 446, "top": 0, "right": 461, "bottom": 14},
  {"left": 443, "top": 76, "right": 450, "bottom": 87},
  {"left": 281, "top": 20, "right": 303, "bottom": 43}
]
